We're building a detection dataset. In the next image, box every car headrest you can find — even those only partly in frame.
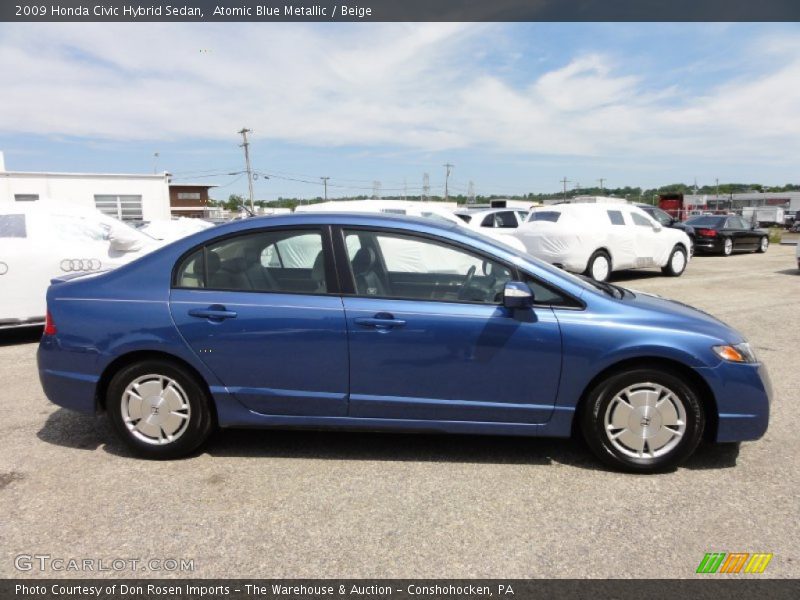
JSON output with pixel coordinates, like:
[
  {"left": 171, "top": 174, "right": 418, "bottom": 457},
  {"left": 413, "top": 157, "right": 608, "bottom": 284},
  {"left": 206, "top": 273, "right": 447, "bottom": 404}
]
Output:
[
  {"left": 205, "top": 251, "right": 221, "bottom": 274},
  {"left": 243, "top": 246, "right": 261, "bottom": 266},
  {"left": 222, "top": 257, "right": 248, "bottom": 273},
  {"left": 351, "top": 247, "right": 376, "bottom": 276},
  {"left": 311, "top": 251, "right": 325, "bottom": 282}
]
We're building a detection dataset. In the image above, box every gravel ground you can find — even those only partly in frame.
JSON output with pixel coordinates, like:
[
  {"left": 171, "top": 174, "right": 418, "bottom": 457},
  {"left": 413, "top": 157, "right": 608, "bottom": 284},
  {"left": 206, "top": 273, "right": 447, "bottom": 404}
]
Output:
[{"left": 1, "top": 245, "right": 798, "bottom": 579}]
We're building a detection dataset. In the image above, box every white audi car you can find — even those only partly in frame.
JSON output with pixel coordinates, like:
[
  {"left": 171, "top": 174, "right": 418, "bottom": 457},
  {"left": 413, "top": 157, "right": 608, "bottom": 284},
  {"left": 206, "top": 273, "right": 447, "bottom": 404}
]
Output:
[
  {"left": 511, "top": 203, "right": 692, "bottom": 282},
  {"left": 0, "top": 200, "right": 159, "bottom": 329}
]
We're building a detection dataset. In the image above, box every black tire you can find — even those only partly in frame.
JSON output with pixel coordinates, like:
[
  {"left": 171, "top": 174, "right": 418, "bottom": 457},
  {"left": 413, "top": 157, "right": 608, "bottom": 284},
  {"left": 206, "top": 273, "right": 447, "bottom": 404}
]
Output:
[
  {"left": 106, "top": 360, "right": 214, "bottom": 459},
  {"left": 661, "top": 245, "right": 688, "bottom": 277},
  {"left": 584, "top": 250, "right": 612, "bottom": 283},
  {"left": 580, "top": 367, "right": 705, "bottom": 473},
  {"left": 756, "top": 236, "right": 769, "bottom": 253},
  {"left": 721, "top": 237, "right": 733, "bottom": 256}
]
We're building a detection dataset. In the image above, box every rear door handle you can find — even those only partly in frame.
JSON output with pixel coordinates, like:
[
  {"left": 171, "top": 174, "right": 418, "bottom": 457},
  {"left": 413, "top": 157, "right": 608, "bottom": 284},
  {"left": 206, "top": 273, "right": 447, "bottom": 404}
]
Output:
[
  {"left": 355, "top": 313, "right": 406, "bottom": 330},
  {"left": 188, "top": 305, "right": 238, "bottom": 321}
]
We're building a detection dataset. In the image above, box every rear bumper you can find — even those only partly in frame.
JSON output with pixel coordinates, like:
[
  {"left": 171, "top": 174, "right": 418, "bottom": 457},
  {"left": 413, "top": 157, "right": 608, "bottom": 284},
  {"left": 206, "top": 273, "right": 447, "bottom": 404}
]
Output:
[
  {"left": 37, "top": 337, "right": 99, "bottom": 414},
  {"left": 695, "top": 361, "right": 772, "bottom": 442},
  {"left": 693, "top": 238, "right": 724, "bottom": 253}
]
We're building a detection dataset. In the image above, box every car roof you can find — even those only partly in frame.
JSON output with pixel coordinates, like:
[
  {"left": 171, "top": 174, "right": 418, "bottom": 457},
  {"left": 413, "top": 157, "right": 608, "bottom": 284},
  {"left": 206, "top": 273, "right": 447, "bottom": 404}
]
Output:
[{"left": 203, "top": 211, "right": 461, "bottom": 236}]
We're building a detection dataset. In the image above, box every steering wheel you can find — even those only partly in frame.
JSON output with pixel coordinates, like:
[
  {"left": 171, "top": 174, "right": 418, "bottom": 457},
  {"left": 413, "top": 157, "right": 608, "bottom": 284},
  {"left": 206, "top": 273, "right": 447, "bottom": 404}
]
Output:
[{"left": 457, "top": 265, "right": 477, "bottom": 300}]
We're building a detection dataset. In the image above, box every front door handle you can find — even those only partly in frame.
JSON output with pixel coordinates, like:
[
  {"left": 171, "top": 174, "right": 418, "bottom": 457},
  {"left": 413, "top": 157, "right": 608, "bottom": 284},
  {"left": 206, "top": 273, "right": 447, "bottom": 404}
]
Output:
[
  {"left": 355, "top": 313, "right": 406, "bottom": 330},
  {"left": 188, "top": 305, "right": 238, "bottom": 321}
]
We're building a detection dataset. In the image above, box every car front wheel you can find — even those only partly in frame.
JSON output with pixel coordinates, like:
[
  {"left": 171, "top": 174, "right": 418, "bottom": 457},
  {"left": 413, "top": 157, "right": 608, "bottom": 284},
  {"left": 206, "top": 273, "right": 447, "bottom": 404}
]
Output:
[
  {"left": 756, "top": 236, "right": 769, "bottom": 253},
  {"left": 661, "top": 245, "right": 687, "bottom": 277},
  {"left": 580, "top": 367, "right": 705, "bottom": 473},
  {"left": 107, "top": 360, "right": 214, "bottom": 459},
  {"left": 585, "top": 250, "right": 612, "bottom": 282}
]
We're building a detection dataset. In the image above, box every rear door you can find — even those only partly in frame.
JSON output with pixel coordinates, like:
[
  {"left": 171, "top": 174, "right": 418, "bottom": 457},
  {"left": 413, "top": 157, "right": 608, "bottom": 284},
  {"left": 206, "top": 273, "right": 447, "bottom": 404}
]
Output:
[
  {"left": 630, "top": 210, "right": 660, "bottom": 267},
  {"left": 724, "top": 216, "right": 751, "bottom": 250},
  {"left": 338, "top": 227, "right": 563, "bottom": 424},
  {"left": 169, "top": 227, "right": 349, "bottom": 417}
]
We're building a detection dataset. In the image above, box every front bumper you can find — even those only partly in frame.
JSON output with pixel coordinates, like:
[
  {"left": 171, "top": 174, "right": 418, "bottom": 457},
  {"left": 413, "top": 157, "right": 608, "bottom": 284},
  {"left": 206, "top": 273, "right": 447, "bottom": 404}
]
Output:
[{"left": 695, "top": 361, "right": 772, "bottom": 442}]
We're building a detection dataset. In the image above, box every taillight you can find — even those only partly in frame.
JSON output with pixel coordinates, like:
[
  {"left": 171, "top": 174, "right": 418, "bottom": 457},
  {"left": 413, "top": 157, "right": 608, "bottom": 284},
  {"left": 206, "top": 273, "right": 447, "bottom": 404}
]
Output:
[
  {"left": 696, "top": 228, "right": 717, "bottom": 237},
  {"left": 44, "top": 310, "right": 57, "bottom": 336}
]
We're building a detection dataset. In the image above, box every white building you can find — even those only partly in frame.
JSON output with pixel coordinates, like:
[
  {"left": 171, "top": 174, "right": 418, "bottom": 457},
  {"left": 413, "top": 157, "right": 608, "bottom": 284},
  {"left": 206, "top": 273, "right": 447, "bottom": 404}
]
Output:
[{"left": 0, "top": 151, "right": 171, "bottom": 222}]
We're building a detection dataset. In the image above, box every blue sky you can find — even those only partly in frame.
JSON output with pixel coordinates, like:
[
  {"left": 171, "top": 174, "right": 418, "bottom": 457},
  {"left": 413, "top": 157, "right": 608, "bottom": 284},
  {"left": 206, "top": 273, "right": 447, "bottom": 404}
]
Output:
[{"left": 1, "top": 22, "right": 799, "bottom": 199}]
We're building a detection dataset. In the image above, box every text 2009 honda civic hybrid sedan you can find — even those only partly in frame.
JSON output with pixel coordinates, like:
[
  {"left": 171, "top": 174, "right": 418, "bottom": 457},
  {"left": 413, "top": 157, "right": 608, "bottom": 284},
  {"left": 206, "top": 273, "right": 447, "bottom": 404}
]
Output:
[{"left": 37, "top": 213, "right": 771, "bottom": 473}]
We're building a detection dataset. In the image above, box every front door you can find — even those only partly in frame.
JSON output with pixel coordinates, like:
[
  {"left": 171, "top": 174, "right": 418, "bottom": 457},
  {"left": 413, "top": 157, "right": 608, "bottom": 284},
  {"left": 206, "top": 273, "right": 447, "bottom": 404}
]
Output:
[
  {"left": 169, "top": 227, "right": 349, "bottom": 416},
  {"left": 339, "top": 228, "right": 563, "bottom": 424}
]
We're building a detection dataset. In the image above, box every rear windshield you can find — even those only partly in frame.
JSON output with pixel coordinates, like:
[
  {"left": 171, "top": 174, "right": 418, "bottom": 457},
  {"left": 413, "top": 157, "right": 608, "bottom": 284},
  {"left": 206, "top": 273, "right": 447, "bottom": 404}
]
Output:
[
  {"left": 529, "top": 211, "right": 561, "bottom": 223},
  {"left": 686, "top": 216, "right": 725, "bottom": 227}
]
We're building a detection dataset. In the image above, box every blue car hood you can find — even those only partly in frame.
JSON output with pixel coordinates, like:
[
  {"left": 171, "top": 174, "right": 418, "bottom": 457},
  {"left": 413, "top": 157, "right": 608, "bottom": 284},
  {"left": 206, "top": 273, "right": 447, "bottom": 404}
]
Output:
[{"left": 623, "top": 289, "right": 743, "bottom": 344}]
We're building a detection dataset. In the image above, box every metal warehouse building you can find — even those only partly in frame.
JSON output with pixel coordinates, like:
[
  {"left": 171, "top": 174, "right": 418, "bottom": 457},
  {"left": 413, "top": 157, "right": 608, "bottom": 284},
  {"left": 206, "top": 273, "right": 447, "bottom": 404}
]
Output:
[
  {"left": 0, "top": 151, "right": 171, "bottom": 222},
  {"left": 683, "top": 192, "right": 800, "bottom": 213}
]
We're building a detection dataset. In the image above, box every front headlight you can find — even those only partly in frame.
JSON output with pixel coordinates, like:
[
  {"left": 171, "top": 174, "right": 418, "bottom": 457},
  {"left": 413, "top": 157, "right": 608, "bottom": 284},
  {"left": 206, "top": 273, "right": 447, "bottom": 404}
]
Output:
[{"left": 713, "top": 342, "right": 757, "bottom": 363}]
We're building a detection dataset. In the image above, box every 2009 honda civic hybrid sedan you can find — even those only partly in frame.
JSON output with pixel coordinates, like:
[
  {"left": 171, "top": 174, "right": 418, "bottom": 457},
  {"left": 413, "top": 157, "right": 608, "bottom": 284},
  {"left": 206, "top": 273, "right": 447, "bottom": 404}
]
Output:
[{"left": 38, "top": 213, "right": 771, "bottom": 472}]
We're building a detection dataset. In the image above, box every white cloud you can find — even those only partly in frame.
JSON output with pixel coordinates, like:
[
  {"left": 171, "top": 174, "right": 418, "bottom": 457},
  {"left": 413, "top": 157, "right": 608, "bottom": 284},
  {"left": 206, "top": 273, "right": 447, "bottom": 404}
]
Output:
[{"left": 1, "top": 23, "right": 800, "bottom": 166}]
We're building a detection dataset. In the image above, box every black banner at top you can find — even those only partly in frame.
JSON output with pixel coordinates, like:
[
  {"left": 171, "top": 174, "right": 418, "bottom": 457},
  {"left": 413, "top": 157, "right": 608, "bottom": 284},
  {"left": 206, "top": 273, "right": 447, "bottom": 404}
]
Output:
[{"left": 3, "top": 0, "right": 800, "bottom": 22}]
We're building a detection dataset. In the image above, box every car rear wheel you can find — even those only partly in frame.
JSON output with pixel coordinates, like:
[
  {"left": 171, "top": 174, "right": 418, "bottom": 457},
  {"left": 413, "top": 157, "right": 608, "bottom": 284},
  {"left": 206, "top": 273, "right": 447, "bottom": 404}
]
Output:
[
  {"left": 661, "top": 245, "right": 687, "bottom": 277},
  {"left": 722, "top": 237, "right": 733, "bottom": 256},
  {"left": 756, "top": 236, "right": 769, "bottom": 253},
  {"left": 585, "top": 250, "right": 611, "bottom": 283},
  {"left": 580, "top": 367, "right": 705, "bottom": 473},
  {"left": 107, "top": 360, "right": 214, "bottom": 459}
]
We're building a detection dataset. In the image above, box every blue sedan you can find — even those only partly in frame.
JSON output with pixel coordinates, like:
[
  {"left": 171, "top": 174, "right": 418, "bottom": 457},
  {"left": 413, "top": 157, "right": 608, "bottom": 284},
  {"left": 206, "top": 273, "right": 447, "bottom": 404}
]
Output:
[{"left": 37, "top": 213, "right": 771, "bottom": 472}]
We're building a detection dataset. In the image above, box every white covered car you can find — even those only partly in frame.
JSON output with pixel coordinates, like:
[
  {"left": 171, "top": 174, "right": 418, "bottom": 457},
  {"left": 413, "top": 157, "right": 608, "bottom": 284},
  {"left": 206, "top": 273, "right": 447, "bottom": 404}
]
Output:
[
  {"left": 294, "top": 199, "right": 529, "bottom": 254},
  {"left": 0, "top": 200, "right": 159, "bottom": 328},
  {"left": 454, "top": 207, "right": 529, "bottom": 231},
  {"left": 511, "top": 203, "right": 692, "bottom": 282},
  {"left": 138, "top": 217, "right": 214, "bottom": 242}
]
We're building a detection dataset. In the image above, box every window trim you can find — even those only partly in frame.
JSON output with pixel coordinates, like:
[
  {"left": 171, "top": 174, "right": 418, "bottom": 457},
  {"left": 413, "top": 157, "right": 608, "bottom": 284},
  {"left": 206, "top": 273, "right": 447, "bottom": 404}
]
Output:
[
  {"left": 332, "top": 225, "right": 584, "bottom": 309},
  {"left": 170, "top": 225, "right": 342, "bottom": 296}
]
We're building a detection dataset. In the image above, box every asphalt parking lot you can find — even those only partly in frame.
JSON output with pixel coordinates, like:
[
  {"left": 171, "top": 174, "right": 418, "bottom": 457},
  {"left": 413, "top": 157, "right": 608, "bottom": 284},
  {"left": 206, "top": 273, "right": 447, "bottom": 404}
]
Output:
[{"left": 1, "top": 245, "right": 798, "bottom": 579}]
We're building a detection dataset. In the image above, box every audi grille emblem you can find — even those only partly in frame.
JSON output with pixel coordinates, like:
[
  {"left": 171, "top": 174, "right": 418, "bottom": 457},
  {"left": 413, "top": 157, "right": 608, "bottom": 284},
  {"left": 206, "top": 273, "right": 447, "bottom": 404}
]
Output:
[
  {"left": 0, "top": 261, "right": 7, "bottom": 276},
  {"left": 60, "top": 258, "right": 102, "bottom": 272}
]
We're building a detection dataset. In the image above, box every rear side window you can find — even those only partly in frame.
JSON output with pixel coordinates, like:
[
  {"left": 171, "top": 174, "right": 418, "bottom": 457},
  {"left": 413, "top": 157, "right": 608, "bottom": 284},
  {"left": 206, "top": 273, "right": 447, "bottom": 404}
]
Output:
[
  {"left": 607, "top": 210, "right": 625, "bottom": 225},
  {"left": 175, "top": 249, "right": 205, "bottom": 288},
  {"left": 529, "top": 211, "right": 561, "bottom": 223},
  {"left": 493, "top": 211, "right": 517, "bottom": 228},
  {"left": 174, "top": 229, "right": 326, "bottom": 294},
  {"left": 0, "top": 214, "right": 27, "bottom": 238},
  {"left": 455, "top": 214, "right": 472, "bottom": 223}
]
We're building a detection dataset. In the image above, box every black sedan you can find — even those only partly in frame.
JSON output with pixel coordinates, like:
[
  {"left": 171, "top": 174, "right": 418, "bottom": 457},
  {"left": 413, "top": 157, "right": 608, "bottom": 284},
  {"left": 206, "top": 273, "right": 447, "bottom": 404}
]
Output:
[{"left": 685, "top": 215, "right": 769, "bottom": 256}]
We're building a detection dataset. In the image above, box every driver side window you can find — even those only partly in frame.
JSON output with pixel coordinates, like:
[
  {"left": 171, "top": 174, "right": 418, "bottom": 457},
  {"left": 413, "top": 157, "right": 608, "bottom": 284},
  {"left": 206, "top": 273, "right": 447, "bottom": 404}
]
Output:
[{"left": 343, "top": 230, "right": 513, "bottom": 304}]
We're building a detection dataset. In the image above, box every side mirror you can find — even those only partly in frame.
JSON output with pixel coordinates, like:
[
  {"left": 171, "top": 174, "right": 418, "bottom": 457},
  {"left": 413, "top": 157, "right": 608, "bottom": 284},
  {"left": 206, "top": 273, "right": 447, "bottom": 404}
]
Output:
[
  {"left": 652, "top": 222, "right": 663, "bottom": 232},
  {"left": 503, "top": 281, "right": 534, "bottom": 309}
]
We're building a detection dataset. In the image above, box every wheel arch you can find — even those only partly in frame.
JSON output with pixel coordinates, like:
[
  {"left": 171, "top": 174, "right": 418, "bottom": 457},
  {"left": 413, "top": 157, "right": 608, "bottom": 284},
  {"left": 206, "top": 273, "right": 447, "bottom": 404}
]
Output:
[
  {"left": 96, "top": 350, "right": 218, "bottom": 425},
  {"left": 586, "top": 247, "right": 613, "bottom": 271},
  {"left": 572, "top": 356, "right": 718, "bottom": 441}
]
